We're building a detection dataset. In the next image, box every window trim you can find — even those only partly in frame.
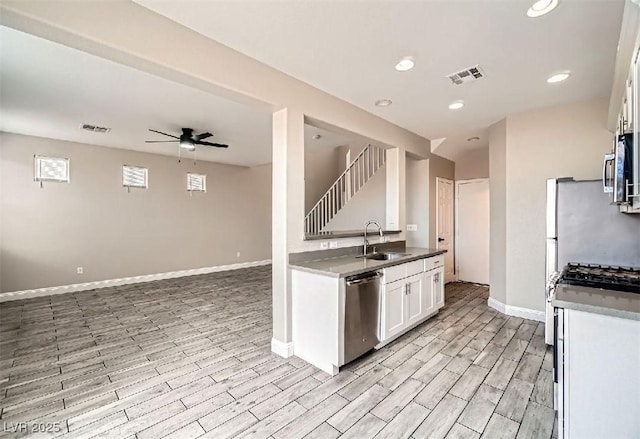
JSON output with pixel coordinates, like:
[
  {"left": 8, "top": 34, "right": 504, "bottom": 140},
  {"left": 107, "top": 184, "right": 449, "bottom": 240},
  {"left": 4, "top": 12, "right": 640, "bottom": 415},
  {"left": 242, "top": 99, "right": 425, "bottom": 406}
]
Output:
[
  {"left": 122, "top": 165, "right": 149, "bottom": 189},
  {"left": 34, "top": 155, "right": 70, "bottom": 183},
  {"left": 187, "top": 172, "right": 207, "bottom": 192}
]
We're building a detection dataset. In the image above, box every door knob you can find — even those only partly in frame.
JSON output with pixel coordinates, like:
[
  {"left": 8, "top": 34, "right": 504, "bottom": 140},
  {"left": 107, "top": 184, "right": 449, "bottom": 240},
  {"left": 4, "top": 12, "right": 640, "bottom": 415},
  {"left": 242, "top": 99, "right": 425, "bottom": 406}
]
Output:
[{"left": 438, "top": 238, "right": 445, "bottom": 242}]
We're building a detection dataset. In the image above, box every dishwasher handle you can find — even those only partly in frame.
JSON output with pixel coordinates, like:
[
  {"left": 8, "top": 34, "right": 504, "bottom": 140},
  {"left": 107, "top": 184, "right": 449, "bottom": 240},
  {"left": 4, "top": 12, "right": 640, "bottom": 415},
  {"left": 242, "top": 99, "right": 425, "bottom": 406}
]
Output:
[{"left": 346, "top": 272, "right": 382, "bottom": 286}]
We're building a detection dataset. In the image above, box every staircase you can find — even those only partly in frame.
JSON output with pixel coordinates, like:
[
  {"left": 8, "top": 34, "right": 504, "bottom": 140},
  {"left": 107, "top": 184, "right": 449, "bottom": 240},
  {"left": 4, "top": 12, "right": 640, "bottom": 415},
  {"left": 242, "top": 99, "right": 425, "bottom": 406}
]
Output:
[{"left": 304, "top": 144, "right": 386, "bottom": 235}]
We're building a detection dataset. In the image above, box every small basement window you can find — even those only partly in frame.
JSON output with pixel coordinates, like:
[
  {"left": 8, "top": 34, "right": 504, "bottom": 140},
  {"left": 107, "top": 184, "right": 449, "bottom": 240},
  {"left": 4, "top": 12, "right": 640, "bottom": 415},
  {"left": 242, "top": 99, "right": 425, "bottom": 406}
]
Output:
[
  {"left": 34, "top": 155, "right": 70, "bottom": 183},
  {"left": 187, "top": 173, "right": 206, "bottom": 192},
  {"left": 122, "top": 165, "right": 148, "bottom": 189}
]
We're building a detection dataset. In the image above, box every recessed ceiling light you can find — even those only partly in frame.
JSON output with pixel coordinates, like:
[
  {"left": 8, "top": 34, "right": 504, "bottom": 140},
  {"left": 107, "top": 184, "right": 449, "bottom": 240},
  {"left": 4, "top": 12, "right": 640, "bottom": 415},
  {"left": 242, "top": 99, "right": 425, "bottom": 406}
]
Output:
[
  {"left": 527, "top": 0, "right": 559, "bottom": 18},
  {"left": 467, "top": 136, "right": 480, "bottom": 142},
  {"left": 312, "top": 134, "right": 322, "bottom": 140},
  {"left": 449, "top": 101, "right": 464, "bottom": 110},
  {"left": 547, "top": 72, "right": 571, "bottom": 83},
  {"left": 395, "top": 57, "right": 415, "bottom": 72},
  {"left": 375, "top": 99, "right": 393, "bottom": 107}
]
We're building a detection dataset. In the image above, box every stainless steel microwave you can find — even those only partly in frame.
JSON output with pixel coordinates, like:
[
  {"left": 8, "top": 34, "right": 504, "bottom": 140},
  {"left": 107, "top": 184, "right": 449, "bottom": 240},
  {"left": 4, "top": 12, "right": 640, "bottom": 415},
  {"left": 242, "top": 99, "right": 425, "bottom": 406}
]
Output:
[{"left": 603, "top": 133, "right": 634, "bottom": 204}]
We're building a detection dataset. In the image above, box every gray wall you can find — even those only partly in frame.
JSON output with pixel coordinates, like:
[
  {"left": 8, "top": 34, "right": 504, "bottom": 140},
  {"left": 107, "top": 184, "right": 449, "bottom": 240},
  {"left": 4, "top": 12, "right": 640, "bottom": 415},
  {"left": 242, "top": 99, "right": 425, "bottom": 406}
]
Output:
[
  {"left": 304, "top": 145, "right": 342, "bottom": 213},
  {"left": 428, "top": 155, "right": 455, "bottom": 248},
  {"left": 504, "top": 97, "right": 612, "bottom": 311},
  {"left": 489, "top": 119, "right": 508, "bottom": 304},
  {"left": 455, "top": 147, "right": 489, "bottom": 181},
  {"left": 0, "top": 132, "right": 272, "bottom": 292},
  {"left": 489, "top": 97, "right": 613, "bottom": 312},
  {"left": 406, "top": 156, "right": 429, "bottom": 247}
]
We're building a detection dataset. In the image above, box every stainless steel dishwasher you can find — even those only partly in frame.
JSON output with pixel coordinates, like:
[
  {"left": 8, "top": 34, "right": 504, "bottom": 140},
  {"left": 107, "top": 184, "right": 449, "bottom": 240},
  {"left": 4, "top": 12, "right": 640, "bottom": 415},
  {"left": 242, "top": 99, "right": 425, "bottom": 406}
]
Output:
[{"left": 343, "top": 271, "right": 382, "bottom": 365}]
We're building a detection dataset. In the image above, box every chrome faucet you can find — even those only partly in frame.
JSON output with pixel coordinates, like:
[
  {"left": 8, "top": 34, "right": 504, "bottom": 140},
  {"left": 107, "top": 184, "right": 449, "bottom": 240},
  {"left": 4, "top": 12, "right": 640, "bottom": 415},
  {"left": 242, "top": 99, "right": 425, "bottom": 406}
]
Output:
[{"left": 363, "top": 220, "right": 384, "bottom": 255}]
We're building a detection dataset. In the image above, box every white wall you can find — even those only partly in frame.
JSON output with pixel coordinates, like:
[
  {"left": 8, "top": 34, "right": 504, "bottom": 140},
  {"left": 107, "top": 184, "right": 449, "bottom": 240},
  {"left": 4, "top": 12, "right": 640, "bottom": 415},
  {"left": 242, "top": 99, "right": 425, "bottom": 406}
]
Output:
[
  {"left": 323, "top": 163, "right": 387, "bottom": 231},
  {"left": 305, "top": 146, "right": 342, "bottom": 213},
  {"left": 489, "top": 97, "right": 613, "bottom": 312},
  {"left": 406, "top": 157, "right": 429, "bottom": 247},
  {"left": 455, "top": 147, "right": 489, "bottom": 181},
  {"left": 0, "top": 132, "right": 272, "bottom": 293}
]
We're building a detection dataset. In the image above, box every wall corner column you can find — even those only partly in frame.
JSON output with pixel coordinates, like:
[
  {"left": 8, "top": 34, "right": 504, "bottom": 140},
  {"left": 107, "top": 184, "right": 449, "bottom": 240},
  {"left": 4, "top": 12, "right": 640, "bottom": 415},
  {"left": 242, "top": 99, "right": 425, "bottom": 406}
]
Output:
[
  {"left": 271, "top": 107, "right": 305, "bottom": 357},
  {"left": 385, "top": 147, "right": 406, "bottom": 234}
]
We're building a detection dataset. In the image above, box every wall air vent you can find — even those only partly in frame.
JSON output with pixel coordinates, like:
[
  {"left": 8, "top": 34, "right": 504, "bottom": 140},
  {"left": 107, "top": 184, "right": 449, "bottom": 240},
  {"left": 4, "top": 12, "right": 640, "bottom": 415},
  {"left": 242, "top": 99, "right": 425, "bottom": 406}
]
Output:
[
  {"left": 446, "top": 65, "right": 485, "bottom": 85},
  {"left": 81, "top": 123, "right": 111, "bottom": 133}
]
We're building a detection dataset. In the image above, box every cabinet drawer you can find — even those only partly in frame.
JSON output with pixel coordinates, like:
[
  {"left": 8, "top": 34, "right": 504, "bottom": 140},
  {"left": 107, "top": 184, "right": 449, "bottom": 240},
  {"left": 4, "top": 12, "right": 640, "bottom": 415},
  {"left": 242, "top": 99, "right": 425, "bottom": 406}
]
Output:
[
  {"left": 424, "top": 255, "right": 444, "bottom": 271},
  {"left": 383, "top": 264, "right": 406, "bottom": 284},
  {"left": 405, "top": 260, "right": 424, "bottom": 277}
]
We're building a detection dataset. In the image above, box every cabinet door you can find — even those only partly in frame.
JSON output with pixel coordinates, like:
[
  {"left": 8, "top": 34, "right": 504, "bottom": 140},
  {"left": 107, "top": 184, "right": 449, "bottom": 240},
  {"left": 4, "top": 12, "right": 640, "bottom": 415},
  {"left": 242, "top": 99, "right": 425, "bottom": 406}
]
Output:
[
  {"left": 433, "top": 267, "right": 445, "bottom": 308},
  {"left": 381, "top": 279, "right": 406, "bottom": 341},
  {"left": 422, "top": 270, "right": 436, "bottom": 317},
  {"left": 406, "top": 273, "right": 430, "bottom": 326}
]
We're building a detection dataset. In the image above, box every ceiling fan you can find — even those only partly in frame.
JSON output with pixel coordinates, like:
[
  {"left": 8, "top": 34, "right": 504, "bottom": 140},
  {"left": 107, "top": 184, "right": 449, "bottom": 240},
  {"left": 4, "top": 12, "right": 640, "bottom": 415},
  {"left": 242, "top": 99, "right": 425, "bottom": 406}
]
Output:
[{"left": 145, "top": 128, "right": 229, "bottom": 151}]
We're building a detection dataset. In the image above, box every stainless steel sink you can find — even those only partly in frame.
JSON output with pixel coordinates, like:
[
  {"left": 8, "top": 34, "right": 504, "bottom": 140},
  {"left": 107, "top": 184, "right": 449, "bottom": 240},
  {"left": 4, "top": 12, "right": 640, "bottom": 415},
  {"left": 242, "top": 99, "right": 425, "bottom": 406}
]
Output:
[{"left": 357, "top": 252, "right": 409, "bottom": 261}]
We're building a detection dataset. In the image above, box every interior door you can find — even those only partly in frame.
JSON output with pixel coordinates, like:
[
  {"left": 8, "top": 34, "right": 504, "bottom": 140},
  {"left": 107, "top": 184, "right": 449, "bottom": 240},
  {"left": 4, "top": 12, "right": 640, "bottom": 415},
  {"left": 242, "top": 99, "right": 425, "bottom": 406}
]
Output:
[
  {"left": 436, "top": 177, "right": 455, "bottom": 282},
  {"left": 456, "top": 179, "right": 490, "bottom": 284}
]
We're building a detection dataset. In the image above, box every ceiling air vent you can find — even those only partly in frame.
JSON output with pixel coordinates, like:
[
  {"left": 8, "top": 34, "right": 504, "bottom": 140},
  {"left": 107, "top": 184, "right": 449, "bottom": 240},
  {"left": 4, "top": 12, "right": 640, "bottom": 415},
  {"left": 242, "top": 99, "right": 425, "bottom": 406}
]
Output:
[
  {"left": 81, "top": 123, "right": 111, "bottom": 134},
  {"left": 446, "top": 65, "right": 485, "bottom": 85}
]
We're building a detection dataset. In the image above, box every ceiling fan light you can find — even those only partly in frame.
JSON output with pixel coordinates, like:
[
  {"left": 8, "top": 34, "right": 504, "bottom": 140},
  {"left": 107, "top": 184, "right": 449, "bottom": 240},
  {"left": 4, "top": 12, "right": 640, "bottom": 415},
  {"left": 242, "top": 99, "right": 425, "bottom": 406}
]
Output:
[{"left": 180, "top": 139, "right": 195, "bottom": 150}]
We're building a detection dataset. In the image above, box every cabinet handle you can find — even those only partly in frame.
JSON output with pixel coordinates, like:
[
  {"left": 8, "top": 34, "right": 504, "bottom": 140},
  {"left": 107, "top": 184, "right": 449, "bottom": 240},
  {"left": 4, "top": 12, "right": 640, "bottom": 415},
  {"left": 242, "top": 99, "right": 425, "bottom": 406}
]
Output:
[{"left": 406, "top": 283, "right": 411, "bottom": 295}]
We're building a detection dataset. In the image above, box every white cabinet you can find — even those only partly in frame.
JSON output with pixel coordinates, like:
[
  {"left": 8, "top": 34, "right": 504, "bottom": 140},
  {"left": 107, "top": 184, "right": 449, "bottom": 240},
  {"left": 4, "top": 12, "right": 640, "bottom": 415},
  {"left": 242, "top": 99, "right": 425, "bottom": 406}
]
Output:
[
  {"left": 379, "top": 256, "right": 444, "bottom": 345},
  {"left": 556, "top": 308, "right": 640, "bottom": 438},
  {"left": 406, "top": 273, "right": 426, "bottom": 326},
  {"left": 382, "top": 279, "right": 406, "bottom": 341},
  {"left": 431, "top": 267, "right": 445, "bottom": 308}
]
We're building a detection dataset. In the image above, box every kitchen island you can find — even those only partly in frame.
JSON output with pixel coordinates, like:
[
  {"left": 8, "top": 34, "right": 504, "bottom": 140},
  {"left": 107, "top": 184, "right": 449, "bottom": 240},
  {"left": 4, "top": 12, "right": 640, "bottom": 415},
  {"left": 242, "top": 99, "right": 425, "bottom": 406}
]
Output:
[{"left": 289, "top": 244, "right": 446, "bottom": 375}]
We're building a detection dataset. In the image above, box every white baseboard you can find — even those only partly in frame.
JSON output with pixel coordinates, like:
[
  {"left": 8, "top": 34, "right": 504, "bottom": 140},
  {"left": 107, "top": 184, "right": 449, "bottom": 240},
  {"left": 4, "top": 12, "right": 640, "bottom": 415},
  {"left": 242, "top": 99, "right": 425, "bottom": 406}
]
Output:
[
  {"left": 488, "top": 297, "right": 545, "bottom": 322},
  {"left": 0, "top": 259, "right": 271, "bottom": 303},
  {"left": 271, "top": 338, "right": 294, "bottom": 358}
]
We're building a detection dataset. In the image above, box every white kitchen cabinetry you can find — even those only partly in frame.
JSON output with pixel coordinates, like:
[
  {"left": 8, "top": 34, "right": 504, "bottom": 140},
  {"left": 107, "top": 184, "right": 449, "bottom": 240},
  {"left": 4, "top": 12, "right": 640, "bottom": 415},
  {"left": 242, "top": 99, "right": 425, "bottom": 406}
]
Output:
[
  {"left": 406, "top": 272, "right": 429, "bottom": 327},
  {"left": 432, "top": 267, "right": 445, "bottom": 308},
  {"left": 556, "top": 308, "right": 640, "bottom": 438},
  {"left": 379, "top": 256, "right": 444, "bottom": 345},
  {"left": 382, "top": 279, "right": 406, "bottom": 341}
]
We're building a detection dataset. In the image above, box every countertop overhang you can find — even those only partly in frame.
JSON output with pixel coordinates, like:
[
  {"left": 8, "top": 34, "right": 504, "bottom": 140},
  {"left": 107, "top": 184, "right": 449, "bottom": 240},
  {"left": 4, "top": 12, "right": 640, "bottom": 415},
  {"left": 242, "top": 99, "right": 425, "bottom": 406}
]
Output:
[
  {"left": 289, "top": 247, "right": 446, "bottom": 278},
  {"left": 552, "top": 284, "right": 640, "bottom": 320}
]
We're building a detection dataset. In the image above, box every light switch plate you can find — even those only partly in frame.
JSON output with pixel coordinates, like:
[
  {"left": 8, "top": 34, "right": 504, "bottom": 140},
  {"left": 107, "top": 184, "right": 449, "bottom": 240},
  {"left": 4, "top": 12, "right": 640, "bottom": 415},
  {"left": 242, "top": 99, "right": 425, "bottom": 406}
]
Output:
[
  {"left": 407, "top": 224, "right": 418, "bottom": 231},
  {"left": 329, "top": 241, "right": 338, "bottom": 249},
  {"left": 320, "top": 242, "right": 329, "bottom": 249}
]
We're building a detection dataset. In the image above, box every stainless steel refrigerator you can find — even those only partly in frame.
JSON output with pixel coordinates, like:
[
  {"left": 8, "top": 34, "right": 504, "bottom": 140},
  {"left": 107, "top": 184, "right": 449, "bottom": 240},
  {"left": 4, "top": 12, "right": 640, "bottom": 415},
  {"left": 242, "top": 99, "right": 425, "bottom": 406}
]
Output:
[{"left": 545, "top": 178, "right": 640, "bottom": 344}]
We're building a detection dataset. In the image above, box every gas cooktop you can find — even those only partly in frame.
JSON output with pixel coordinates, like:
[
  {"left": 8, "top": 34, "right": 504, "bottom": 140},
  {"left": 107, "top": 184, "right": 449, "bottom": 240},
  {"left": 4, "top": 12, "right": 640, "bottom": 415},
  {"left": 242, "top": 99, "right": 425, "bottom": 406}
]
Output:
[{"left": 559, "top": 263, "right": 640, "bottom": 294}]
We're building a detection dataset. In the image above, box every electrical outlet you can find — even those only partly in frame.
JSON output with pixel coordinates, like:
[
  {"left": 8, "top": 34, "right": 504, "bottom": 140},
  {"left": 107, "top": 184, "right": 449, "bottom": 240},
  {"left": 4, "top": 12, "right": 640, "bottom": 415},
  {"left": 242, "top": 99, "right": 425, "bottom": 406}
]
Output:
[
  {"left": 76, "top": 267, "right": 83, "bottom": 275},
  {"left": 236, "top": 252, "right": 241, "bottom": 258},
  {"left": 407, "top": 224, "right": 418, "bottom": 231},
  {"left": 329, "top": 241, "right": 338, "bottom": 249},
  {"left": 320, "top": 242, "right": 329, "bottom": 250}
]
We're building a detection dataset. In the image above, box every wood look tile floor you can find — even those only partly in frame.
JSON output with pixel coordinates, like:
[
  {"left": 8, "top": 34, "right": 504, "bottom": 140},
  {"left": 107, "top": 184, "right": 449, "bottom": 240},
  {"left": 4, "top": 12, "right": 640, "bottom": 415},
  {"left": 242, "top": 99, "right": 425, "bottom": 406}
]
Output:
[{"left": 0, "top": 266, "right": 556, "bottom": 439}]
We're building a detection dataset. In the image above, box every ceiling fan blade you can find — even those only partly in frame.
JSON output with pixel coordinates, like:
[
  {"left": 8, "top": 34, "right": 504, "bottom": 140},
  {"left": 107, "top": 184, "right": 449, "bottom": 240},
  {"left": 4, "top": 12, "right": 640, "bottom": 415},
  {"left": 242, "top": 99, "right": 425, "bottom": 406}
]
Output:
[
  {"left": 196, "top": 140, "right": 229, "bottom": 148},
  {"left": 148, "top": 129, "right": 179, "bottom": 139},
  {"left": 145, "top": 140, "right": 178, "bottom": 143},
  {"left": 194, "top": 132, "right": 213, "bottom": 141}
]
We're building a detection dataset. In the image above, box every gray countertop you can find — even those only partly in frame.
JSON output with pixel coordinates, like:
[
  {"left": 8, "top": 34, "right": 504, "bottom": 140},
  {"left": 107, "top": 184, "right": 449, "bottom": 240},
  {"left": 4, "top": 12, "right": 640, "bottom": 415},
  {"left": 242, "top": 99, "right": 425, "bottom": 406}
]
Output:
[
  {"left": 289, "top": 247, "right": 446, "bottom": 278},
  {"left": 552, "top": 284, "right": 640, "bottom": 320}
]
